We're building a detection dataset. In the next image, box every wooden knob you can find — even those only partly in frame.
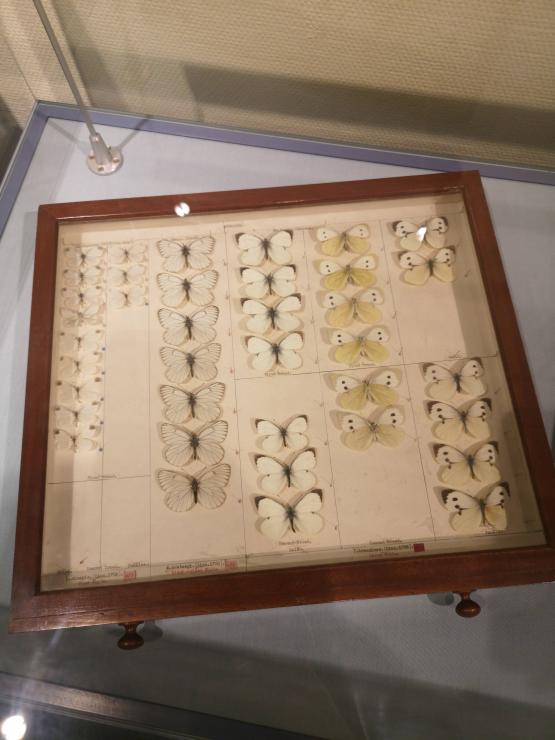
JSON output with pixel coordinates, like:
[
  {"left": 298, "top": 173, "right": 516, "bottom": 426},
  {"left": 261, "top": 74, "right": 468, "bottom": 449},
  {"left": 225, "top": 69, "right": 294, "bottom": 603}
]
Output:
[
  {"left": 117, "top": 622, "right": 144, "bottom": 649},
  {"left": 455, "top": 592, "right": 481, "bottom": 618}
]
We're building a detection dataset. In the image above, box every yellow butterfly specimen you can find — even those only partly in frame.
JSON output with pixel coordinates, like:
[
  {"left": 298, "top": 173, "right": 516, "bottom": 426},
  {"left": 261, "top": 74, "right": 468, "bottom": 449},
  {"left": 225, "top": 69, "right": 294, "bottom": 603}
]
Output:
[
  {"left": 330, "top": 328, "right": 389, "bottom": 365},
  {"left": 423, "top": 359, "right": 486, "bottom": 401},
  {"left": 316, "top": 224, "right": 370, "bottom": 256},
  {"left": 319, "top": 255, "right": 377, "bottom": 290},
  {"left": 393, "top": 217, "right": 449, "bottom": 250},
  {"left": 442, "top": 483, "right": 509, "bottom": 533},
  {"left": 335, "top": 369, "right": 400, "bottom": 410},
  {"left": 323, "top": 289, "right": 383, "bottom": 327},
  {"left": 427, "top": 399, "right": 491, "bottom": 443},
  {"left": 341, "top": 407, "right": 405, "bottom": 450},
  {"left": 399, "top": 248, "right": 456, "bottom": 285},
  {"left": 434, "top": 443, "right": 500, "bottom": 487}
]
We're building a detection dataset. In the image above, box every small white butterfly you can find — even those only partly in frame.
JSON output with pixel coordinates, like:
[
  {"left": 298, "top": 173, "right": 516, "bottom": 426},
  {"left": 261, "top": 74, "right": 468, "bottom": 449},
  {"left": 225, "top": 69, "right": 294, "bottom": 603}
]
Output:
[
  {"left": 57, "top": 378, "right": 103, "bottom": 404},
  {"left": 157, "top": 270, "right": 218, "bottom": 307},
  {"left": 62, "top": 286, "right": 104, "bottom": 311},
  {"left": 316, "top": 224, "right": 370, "bottom": 256},
  {"left": 246, "top": 333, "right": 303, "bottom": 371},
  {"left": 54, "top": 404, "right": 100, "bottom": 430},
  {"left": 58, "top": 330, "right": 104, "bottom": 354},
  {"left": 159, "top": 382, "right": 225, "bottom": 424},
  {"left": 241, "top": 294, "right": 301, "bottom": 334},
  {"left": 256, "top": 415, "right": 308, "bottom": 452},
  {"left": 256, "top": 448, "right": 317, "bottom": 494},
  {"left": 335, "top": 369, "right": 400, "bottom": 410},
  {"left": 236, "top": 230, "right": 293, "bottom": 266},
  {"left": 330, "top": 327, "right": 389, "bottom": 365},
  {"left": 319, "top": 255, "right": 377, "bottom": 291},
  {"left": 428, "top": 399, "right": 491, "bottom": 443},
  {"left": 160, "top": 344, "right": 221, "bottom": 383},
  {"left": 158, "top": 306, "right": 219, "bottom": 345},
  {"left": 63, "top": 246, "right": 104, "bottom": 268},
  {"left": 158, "top": 237, "right": 215, "bottom": 272},
  {"left": 108, "top": 243, "right": 146, "bottom": 264},
  {"left": 434, "top": 443, "right": 500, "bottom": 487},
  {"left": 60, "top": 305, "right": 103, "bottom": 328},
  {"left": 109, "top": 286, "right": 147, "bottom": 308},
  {"left": 58, "top": 352, "right": 101, "bottom": 379},
  {"left": 107, "top": 264, "right": 146, "bottom": 287},
  {"left": 160, "top": 420, "right": 228, "bottom": 467},
  {"left": 323, "top": 289, "right": 383, "bottom": 328},
  {"left": 442, "top": 483, "right": 509, "bottom": 533},
  {"left": 341, "top": 407, "right": 404, "bottom": 450},
  {"left": 393, "top": 217, "right": 449, "bottom": 250},
  {"left": 62, "top": 266, "right": 103, "bottom": 287},
  {"left": 399, "top": 248, "right": 456, "bottom": 285},
  {"left": 53, "top": 428, "right": 98, "bottom": 452},
  {"left": 156, "top": 464, "right": 230, "bottom": 511},
  {"left": 423, "top": 359, "right": 486, "bottom": 401},
  {"left": 256, "top": 490, "right": 324, "bottom": 540},
  {"left": 240, "top": 265, "right": 296, "bottom": 299}
]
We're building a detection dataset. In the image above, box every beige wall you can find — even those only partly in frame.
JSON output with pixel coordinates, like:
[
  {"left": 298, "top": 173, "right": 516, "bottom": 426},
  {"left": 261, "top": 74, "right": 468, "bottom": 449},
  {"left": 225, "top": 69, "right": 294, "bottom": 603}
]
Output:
[{"left": 1, "top": 0, "right": 554, "bottom": 167}]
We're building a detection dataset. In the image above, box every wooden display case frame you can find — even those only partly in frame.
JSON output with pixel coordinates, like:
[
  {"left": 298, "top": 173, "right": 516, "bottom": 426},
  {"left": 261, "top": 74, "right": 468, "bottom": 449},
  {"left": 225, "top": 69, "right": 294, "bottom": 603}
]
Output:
[{"left": 10, "top": 171, "right": 555, "bottom": 647}]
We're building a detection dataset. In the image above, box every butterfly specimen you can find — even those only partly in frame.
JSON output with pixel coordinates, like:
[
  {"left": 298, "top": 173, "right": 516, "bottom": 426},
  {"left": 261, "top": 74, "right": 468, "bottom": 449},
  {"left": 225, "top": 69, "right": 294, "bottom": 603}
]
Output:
[
  {"left": 59, "top": 330, "right": 104, "bottom": 354},
  {"left": 158, "top": 306, "right": 219, "bottom": 345},
  {"left": 107, "top": 264, "right": 145, "bottom": 286},
  {"left": 341, "top": 407, "right": 404, "bottom": 450},
  {"left": 55, "top": 404, "right": 100, "bottom": 429},
  {"left": 57, "top": 378, "right": 103, "bottom": 404},
  {"left": 399, "top": 248, "right": 455, "bottom": 285},
  {"left": 330, "top": 327, "right": 389, "bottom": 365},
  {"left": 241, "top": 295, "right": 301, "bottom": 333},
  {"left": 393, "top": 217, "right": 449, "bottom": 250},
  {"left": 158, "top": 237, "right": 215, "bottom": 272},
  {"left": 319, "top": 256, "right": 377, "bottom": 290},
  {"left": 160, "top": 383, "right": 225, "bottom": 424},
  {"left": 428, "top": 399, "right": 491, "bottom": 443},
  {"left": 108, "top": 243, "right": 146, "bottom": 264},
  {"left": 160, "top": 344, "right": 221, "bottom": 383},
  {"left": 236, "top": 230, "right": 293, "bottom": 266},
  {"left": 240, "top": 266, "right": 296, "bottom": 298},
  {"left": 335, "top": 369, "right": 400, "bottom": 409},
  {"left": 323, "top": 289, "right": 383, "bottom": 327},
  {"left": 256, "top": 490, "right": 324, "bottom": 540},
  {"left": 442, "top": 483, "right": 509, "bottom": 533},
  {"left": 63, "top": 266, "right": 103, "bottom": 286},
  {"left": 256, "top": 415, "right": 308, "bottom": 452},
  {"left": 246, "top": 333, "right": 303, "bottom": 371},
  {"left": 109, "top": 286, "right": 147, "bottom": 308},
  {"left": 423, "top": 359, "right": 486, "bottom": 401},
  {"left": 157, "top": 464, "right": 230, "bottom": 511},
  {"left": 53, "top": 428, "right": 98, "bottom": 452},
  {"left": 160, "top": 421, "right": 228, "bottom": 467},
  {"left": 157, "top": 270, "right": 218, "bottom": 307},
  {"left": 255, "top": 449, "right": 317, "bottom": 494},
  {"left": 63, "top": 246, "right": 104, "bottom": 268},
  {"left": 434, "top": 443, "right": 500, "bottom": 487},
  {"left": 60, "top": 305, "right": 103, "bottom": 328},
  {"left": 62, "top": 286, "right": 104, "bottom": 310},
  {"left": 316, "top": 224, "right": 370, "bottom": 256},
  {"left": 59, "top": 352, "right": 102, "bottom": 379}
]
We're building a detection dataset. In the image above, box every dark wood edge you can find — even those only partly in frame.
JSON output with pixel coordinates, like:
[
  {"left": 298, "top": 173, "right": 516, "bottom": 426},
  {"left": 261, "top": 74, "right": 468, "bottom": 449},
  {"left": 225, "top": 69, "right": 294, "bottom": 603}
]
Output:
[{"left": 10, "top": 171, "right": 555, "bottom": 633}]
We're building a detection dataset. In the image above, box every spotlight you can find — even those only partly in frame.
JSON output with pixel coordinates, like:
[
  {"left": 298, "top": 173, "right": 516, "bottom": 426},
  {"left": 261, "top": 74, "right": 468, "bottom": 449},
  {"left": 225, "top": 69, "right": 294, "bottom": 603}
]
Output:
[
  {"left": 1, "top": 715, "right": 27, "bottom": 740},
  {"left": 174, "top": 202, "right": 191, "bottom": 217}
]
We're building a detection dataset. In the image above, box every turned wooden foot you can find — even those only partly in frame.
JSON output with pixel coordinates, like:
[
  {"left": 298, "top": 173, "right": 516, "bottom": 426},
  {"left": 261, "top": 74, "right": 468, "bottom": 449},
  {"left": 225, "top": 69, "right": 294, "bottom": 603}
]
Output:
[
  {"left": 117, "top": 621, "right": 144, "bottom": 649},
  {"left": 455, "top": 592, "right": 481, "bottom": 618}
]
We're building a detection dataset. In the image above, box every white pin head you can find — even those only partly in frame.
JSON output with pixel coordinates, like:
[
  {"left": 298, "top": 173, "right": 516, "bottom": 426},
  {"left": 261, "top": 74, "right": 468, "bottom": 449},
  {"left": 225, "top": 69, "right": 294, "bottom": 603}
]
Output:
[{"left": 174, "top": 202, "right": 190, "bottom": 217}]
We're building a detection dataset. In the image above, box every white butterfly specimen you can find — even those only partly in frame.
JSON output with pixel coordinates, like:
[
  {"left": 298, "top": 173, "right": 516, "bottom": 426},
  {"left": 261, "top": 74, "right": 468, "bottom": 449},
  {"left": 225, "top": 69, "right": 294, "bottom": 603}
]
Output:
[
  {"left": 108, "top": 243, "right": 146, "bottom": 264},
  {"left": 59, "top": 352, "right": 101, "bottom": 379},
  {"left": 109, "top": 286, "right": 148, "bottom": 308},
  {"left": 256, "top": 490, "right": 324, "bottom": 540},
  {"left": 107, "top": 264, "right": 145, "bottom": 286},
  {"left": 57, "top": 378, "right": 103, "bottom": 404},
  {"left": 442, "top": 483, "right": 509, "bottom": 533},
  {"left": 256, "top": 449, "right": 316, "bottom": 494},
  {"left": 60, "top": 305, "right": 103, "bottom": 328},
  {"left": 157, "top": 270, "right": 218, "bottom": 307},
  {"left": 160, "top": 344, "right": 221, "bottom": 383},
  {"left": 316, "top": 224, "right": 370, "bottom": 256},
  {"left": 319, "top": 256, "right": 377, "bottom": 290},
  {"left": 256, "top": 415, "right": 308, "bottom": 452},
  {"left": 63, "top": 266, "right": 103, "bottom": 286},
  {"left": 58, "top": 330, "right": 103, "bottom": 354},
  {"left": 335, "top": 369, "right": 400, "bottom": 410},
  {"left": 323, "top": 289, "right": 383, "bottom": 328},
  {"left": 434, "top": 443, "right": 500, "bottom": 487},
  {"left": 156, "top": 464, "right": 230, "bottom": 511},
  {"left": 158, "top": 237, "right": 215, "bottom": 272},
  {"left": 161, "top": 421, "right": 228, "bottom": 467},
  {"left": 428, "top": 399, "right": 491, "bottom": 443},
  {"left": 330, "top": 327, "right": 389, "bottom": 365},
  {"left": 241, "top": 295, "right": 301, "bottom": 333},
  {"left": 158, "top": 306, "right": 219, "bottom": 345},
  {"left": 62, "top": 286, "right": 104, "bottom": 311},
  {"left": 393, "top": 217, "right": 449, "bottom": 250},
  {"left": 423, "top": 359, "right": 486, "bottom": 401},
  {"left": 236, "top": 230, "right": 293, "bottom": 266},
  {"left": 55, "top": 404, "right": 100, "bottom": 430},
  {"left": 399, "top": 248, "right": 456, "bottom": 285},
  {"left": 160, "top": 383, "right": 225, "bottom": 424},
  {"left": 246, "top": 333, "right": 303, "bottom": 371},
  {"left": 64, "top": 246, "right": 104, "bottom": 268},
  {"left": 53, "top": 428, "right": 98, "bottom": 452},
  {"left": 240, "top": 265, "right": 296, "bottom": 298},
  {"left": 341, "top": 407, "right": 404, "bottom": 450}
]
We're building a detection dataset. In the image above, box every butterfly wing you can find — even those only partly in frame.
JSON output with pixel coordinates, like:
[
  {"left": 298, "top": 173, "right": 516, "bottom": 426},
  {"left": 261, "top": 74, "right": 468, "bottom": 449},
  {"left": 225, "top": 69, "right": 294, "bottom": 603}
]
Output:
[
  {"left": 247, "top": 336, "right": 276, "bottom": 371},
  {"left": 125, "top": 285, "right": 147, "bottom": 307},
  {"left": 428, "top": 402, "right": 463, "bottom": 443},
  {"left": 366, "top": 369, "right": 400, "bottom": 405},
  {"left": 271, "top": 265, "right": 297, "bottom": 297},
  {"left": 441, "top": 489, "right": 483, "bottom": 533},
  {"left": 189, "top": 306, "right": 219, "bottom": 343},
  {"left": 472, "top": 443, "right": 500, "bottom": 483},
  {"left": 316, "top": 227, "right": 343, "bottom": 256},
  {"left": 350, "top": 255, "right": 377, "bottom": 287},
  {"left": 323, "top": 292, "right": 353, "bottom": 328},
  {"left": 237, "top": 233, "right": 265, "bottom": 266},
  {"left": 158, "top": 240, "right": 186, "bottom": 272},
  {"left": 345, "top": 224, "right": 370, "bottom": 254},
  {"left": 241, "top": 268, "right": 269, "bottom": 298},
  {"left": 289, "top": 449, "right": 316, "bottom": 491},
  {"left": 192, "top": 382, "right": 225, "bottom": 421},
  {"left": 354, "top": 289, "right": 383, "bottom": 324},
  {"left": 160, "top": 347, "right": 192, "bottom": 383},
  {"left": 159, "top": 308, "right": 189, "bottom": 345},
  {"left": 273, "top": 295, "right": 302, "bottom": 331},
  {"left": 483, "top": 483, "right": 509, "bottom": 530},
  {"left": 375, "top": 407, "right": 405, "bottom": 446},
  {"left": 188, "top": 270, "right": 218, "bottom": 306},
  {"left": 157, "top": 469, "right": 196, "bottom": 511},
  {"left": 242, "top": 299, "right": 271, "bottom": 334},
  {"left": 424, "top": 364, "right": 457, "bottom": 401},
  {"left": 276, "top": 332, "right": 303, "bottom": 370},
  {"left": 257, "top": 497, "right": 290, "bottom": 540},
  {"left": 256, "top": 455, "right": 287, "bottom": 494},
  {"left": 331, "top": 330, "right": 360, "bottom": 365},
  {"left": 157, "top": 273, "right": 188, "bottom": 307},
  {"left": 399, "top": 251, "right": 430, "bottom": 285},
  {"left": 284, "top": 415, "right": 308, "bottom": 450},
  {"left": 435, "top": 445, "right": 471, "bottom": 487},
  {"left": 256, "top": 419, "right": 285, "bottom": 453},
  {"left": 161, "top": 423, "right": 195, "bottom": 467},
  {"left": 195, "top": 420, "right": 228, "bottom": 465},
  {"left": 190, "top": 343, "right": 221, "bottom": 381},
  {"left": 459, "top": 359, "right": 486, "bottom": 396},
  {"left": 431, "top": 248, "right": 456, "bottom": 282},
  {"left": 393, "top": 220, "right": 422, "bottom": 251},
  {"left": 195, "top": 463, "right": 230, "bottom": 509},
  {"left": 267, "top": 230, "right": 293, "bottom": 264},
  {"left": 464, "top": 399, "right": 491, "bottom": 439},
  {"left": 335, "top": 375, "right": 367, "bottom": 410},
  {"left": 292, "top": 490, "right": 324, "bottom": 536},
  {"left": 342, "top": 414, "right": 372, "bottom": 450},
  {"left": 425, "top": 217, "right": 448, "bottom": 249},
  {"left": 361, "top": 327, "right": 389, "bottom": 363},
  {"left": 187, "top": 237, "right": 215, "bottom": 270},
  {"left": 320, "top": 261, "right": 347, "bottom": 290}
]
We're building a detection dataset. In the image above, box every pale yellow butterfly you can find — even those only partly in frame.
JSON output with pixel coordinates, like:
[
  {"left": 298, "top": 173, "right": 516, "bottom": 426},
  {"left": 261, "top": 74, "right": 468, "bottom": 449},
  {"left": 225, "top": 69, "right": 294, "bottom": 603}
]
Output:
[{"left": 442, "top": 483, "right": 509, "bottom": 533}]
